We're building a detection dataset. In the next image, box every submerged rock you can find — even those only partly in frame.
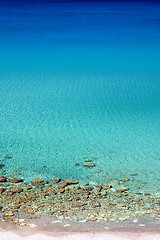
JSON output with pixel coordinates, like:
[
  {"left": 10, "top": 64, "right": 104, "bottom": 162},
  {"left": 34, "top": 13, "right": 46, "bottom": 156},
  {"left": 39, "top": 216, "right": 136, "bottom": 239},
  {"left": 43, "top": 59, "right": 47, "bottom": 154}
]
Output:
[
  {"left": 0, "top": 164, "right": 4, "bottom": 169},
  {"left": 102, "top": 184, "right": 111, "bottom": 189},
  {"left": 0, "top": 187, "right": 5, "bottom": 193},
  {"left": 120, "top": 178, "right": 130, "bottom": 182},
  {"left": 11, "top": 187, "right": 23, "bottom": 193},
  {"left": 50, "top": 178, "right": 61, "bottom": 183},
  {"left": 64, "top": 179, "right": 79, "bottom": 184},
  {"left": 3, "top": 155, "right": 12, "bottom": 159},
  {"left": 118, "top": 187, "right": 128, "bottom": 193},
  {"left": 31, "top": 178, "right": 45, "bottom": 185},
  {"left": 83, "top": 161, "right": 96, "bottom": 168},
  {"left": 58, "top": 181, "right": 68, "bottom": 188},
  {"left": 0, "top": 176, "right": 7, "bottom": 182},
  {"left": 8, "top": 177, "right": 23, "bottom": 183}
]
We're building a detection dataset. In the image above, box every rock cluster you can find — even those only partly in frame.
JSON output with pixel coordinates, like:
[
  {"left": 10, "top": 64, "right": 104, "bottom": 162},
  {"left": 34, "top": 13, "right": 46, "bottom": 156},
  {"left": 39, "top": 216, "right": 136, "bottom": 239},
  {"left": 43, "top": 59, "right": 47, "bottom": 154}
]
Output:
[{"left": 0, "top": 174, "right": 159, "bottom": 226}]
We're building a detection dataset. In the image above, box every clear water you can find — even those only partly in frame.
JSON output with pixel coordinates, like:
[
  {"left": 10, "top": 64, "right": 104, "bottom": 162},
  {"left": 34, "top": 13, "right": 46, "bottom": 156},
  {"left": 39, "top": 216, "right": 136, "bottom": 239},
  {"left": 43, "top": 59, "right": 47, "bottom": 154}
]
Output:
[{"left": 0, "top": 0, "right": 160, "bottom": 193}]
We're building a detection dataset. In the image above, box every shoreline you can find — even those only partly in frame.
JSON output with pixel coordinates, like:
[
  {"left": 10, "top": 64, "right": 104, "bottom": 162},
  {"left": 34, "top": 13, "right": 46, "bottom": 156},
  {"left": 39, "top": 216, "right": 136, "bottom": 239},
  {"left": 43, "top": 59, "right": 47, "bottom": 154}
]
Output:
[
  {"left": 0, "top": 217, "right": 160, "bottom": 240},
  {"left": 0, "top": 174, "right": 160, "bottom": 239}
]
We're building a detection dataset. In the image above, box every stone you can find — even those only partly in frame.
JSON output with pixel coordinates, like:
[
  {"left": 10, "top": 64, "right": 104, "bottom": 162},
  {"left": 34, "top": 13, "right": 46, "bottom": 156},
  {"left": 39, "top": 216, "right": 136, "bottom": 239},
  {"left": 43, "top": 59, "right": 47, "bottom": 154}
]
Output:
[
  {"left": 118, "top": 187, "right": 128, "bottom": 193},
  {"left": 101, "top": 190, "right": 108, "bottom": 196},
  {"left": 129, "top": 173, "right": 138, "bottom": 176},
  {"left": 46, "top": 185, "right": 57, "bottom": 193},
  {"left": 92, "top": 202, "right": 101, "bottom": 208},
  {"left": 0, "top": 188, "right": 5, "bottom": 193},
  {"left": 82, "top": 186, "right": 93, "bottom": 191},
  {"left": 64, "top": 179, "right": 79, "bottom": 184},
  {"left": 120, "top": 178, "right": 130, "bottom": 182},
  {"left": 31, "top": 178, "right": 45, "bottom": 185},
  {"left": 25, "top": 209, "right": 37, "bottom": 214},
  {"left": 3, "top": 217, "right": 13, "bottom": 222},
  {"left": 87, "top": 217, "right": 97, "bottom": 222},
  {"left": 0, "top": 164, "right": 4, "bottom": 168},
  {"left": 3, "top": 155, "right": 12, "bottom": 159},
  {"left": 11, "top": 187, "right": 23, "bottom": 193},
  {"left": 20, "top": 192, "right": 37, "bottom": 202},
  {"left": 0, "top": 176, "right": 7, "bottom": 182},
  {"left": 75, "top": 163, "right": 80, "bottom": 166},
  {"left": 95, "top": 185, "right": 102, "bottom": 190},
  {"left": 58, "top": 181, "right": 68, "bottom": 188},
  {"left": 102, "top": 184, "right": 111, "bottom": 189},
  {"left": 64, "top": 224, "right": 71, "bottom": 227},
  {"left": 18, "top": 219, "right": 26, "bottom": 224},
  {"left": 3, "top": 212, "right": 14, "bottom": 217},
  {"left": 28, "top": 223, "right": 37, "bottom": 228},
  {"left": 83, "top": 162, "right": 95, "bottom": 168},
  {"left": 8, "top": 177, "right": 23, "bottom": 183},
  {"left": 50, "top": 178, "right": 61, "bottom": 183},
  {"left": 58, "top": 188, "right": 65, "bottom": 193}
]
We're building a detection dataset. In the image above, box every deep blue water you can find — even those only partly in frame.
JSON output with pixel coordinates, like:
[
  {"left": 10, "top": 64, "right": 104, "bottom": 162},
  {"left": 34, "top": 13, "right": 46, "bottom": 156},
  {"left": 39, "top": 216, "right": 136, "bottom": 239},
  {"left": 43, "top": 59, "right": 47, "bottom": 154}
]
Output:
[{"left": 0, "top": 0, "right": 160, "bottom": 193}]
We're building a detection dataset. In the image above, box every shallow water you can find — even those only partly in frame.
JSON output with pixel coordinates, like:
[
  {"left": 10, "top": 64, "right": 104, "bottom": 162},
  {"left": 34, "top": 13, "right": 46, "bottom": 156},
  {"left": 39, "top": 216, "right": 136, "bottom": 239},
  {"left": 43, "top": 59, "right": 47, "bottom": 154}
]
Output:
[{"left": 0, "top": 0, "right": 160, "bottom": 194}]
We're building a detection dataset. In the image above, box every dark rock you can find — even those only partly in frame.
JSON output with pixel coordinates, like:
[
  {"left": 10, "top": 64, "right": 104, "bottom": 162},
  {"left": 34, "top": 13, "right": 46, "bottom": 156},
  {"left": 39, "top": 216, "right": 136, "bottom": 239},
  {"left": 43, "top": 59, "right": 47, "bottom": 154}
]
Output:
[
  {"left": 0, "top": 176, "right": 7, "bottom": 182},
  {"left": 0, "top": 187, "right": 5, "bottom": 193},
  {"left": 0, "top": 164, "right": 4, "bottom": 169},
  {"left": 3, "top": 156, "right": 12, "bottom": 159}
]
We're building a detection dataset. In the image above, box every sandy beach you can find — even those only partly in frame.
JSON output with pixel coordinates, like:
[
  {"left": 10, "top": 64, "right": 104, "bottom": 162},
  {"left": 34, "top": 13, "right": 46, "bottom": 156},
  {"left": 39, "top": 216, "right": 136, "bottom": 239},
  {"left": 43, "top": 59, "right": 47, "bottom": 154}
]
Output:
[
  {"left": 0, "top": 229, "right": 160, "bottom": 240},
  {"left": 1, "top": 216, "right": 160, "bottom": 240}
]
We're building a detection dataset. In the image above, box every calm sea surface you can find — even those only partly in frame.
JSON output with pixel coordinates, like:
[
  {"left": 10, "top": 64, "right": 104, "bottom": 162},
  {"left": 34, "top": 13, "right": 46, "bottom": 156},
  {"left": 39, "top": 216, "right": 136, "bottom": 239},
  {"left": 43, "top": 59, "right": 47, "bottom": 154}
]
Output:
[{"left": 0, "top": 0, "right": 160, "bottom": 193}]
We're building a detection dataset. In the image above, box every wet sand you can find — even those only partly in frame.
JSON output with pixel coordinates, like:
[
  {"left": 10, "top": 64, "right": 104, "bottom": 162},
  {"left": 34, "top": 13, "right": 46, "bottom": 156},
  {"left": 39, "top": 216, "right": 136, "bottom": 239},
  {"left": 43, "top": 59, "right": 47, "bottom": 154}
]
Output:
[{"left": 0, "top": 215, "right": 160, "bottom": 240}]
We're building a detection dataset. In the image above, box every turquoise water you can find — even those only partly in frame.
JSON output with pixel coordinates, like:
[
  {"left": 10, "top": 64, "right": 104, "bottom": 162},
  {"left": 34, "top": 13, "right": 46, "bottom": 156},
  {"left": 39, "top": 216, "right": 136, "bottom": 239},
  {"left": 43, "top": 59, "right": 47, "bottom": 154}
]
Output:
[{"left": 0, "top": 1, "right": 160, "bottom": 193}]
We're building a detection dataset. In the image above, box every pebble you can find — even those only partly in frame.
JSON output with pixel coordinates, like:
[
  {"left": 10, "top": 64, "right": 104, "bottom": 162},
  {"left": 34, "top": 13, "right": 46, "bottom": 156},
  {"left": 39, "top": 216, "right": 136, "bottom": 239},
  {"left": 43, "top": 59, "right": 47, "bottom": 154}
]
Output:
[
  {"left": 28, "top": 223, "right": 37, "bottom": 228},
  {"left": 119, "top": 217, "right": 127, "bottom": 221},
  {"left": 79, "top": 219, "right": 87, "bottom": 223},
  {"left": 139, "top": 224, "right": 145, "bottom": 227},
  {"left": 52, "top": 220, "right": 62, "bottom": 223},
  {"left": 19, "top": 223, "right": 26, "bottom": 226},
  {"left": 87, "top": 217, "right": 97, "bottom": 222},
  {"left": 64, "top": 224, "right": 71, "bottom": 227},
  {"left": 3, "top": 212, "right": 14, "bottom": 217},
  {"left": 19, "top": 219, "right": 26, "bottom": 224},
  {"left": 133, "top": 219, "right": 138, "bottom": 223}
]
